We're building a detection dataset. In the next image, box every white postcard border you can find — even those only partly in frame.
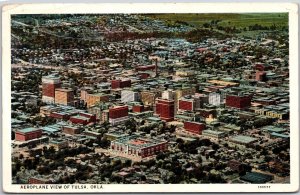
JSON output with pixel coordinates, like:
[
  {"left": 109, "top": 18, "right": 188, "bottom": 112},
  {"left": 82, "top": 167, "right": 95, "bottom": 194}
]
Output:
[{"left": 2, "top": 3, "right": 299, "bottom": 193}]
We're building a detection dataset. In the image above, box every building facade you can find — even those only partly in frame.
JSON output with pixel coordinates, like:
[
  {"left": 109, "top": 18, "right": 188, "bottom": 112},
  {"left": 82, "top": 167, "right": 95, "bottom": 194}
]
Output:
[
  {"left": 174, "top": 87, "right": 196, "bottom": 111},
  {"left": 226, "top": 94, "right": 252, "bottom": 109},
  {"left": 54, "top": 88, "right": 74, "bottom": 106},
  {"left": 140, "top": 91, "right": 161, "bottom": 107},
  {"left": 132, "top": 105, "right": 144, "bottom": 113},
  {"left": 208, "top": 92, "right": 222, "bottom": 106},
  {"left": 256, "top": 71, "right": 267, "bottom": 82},
  {"left": 15, "top": 128, "right": 42, "bottom": 141},
  {"left": 121, "top": 90, "right": 140, "bottom": 103},
  {"left": 42, "top": 75, "right": 61, "bottom": 103},
  {"left": 155, "top": 99, "right": 175, "bottom": 122},
  {"left": 109, "top": 106, "right": 129, "bottom": 125},
  {"left": 86, "top": 93, "right": 109, "bottom": 108},
  {"left": 184, "top": 121, "right": 205, "bottom": 134},
  {"left": 63, "top": 126, "right": 81, "bottom": 135},
  {"left": 202, "top": 130, "right": 226, "bottom": 139},
  {"left": 178, "top": 96, "right": 201, "bottom": 112},
  {"left": 110, "top": 135, "right": 168, "bottom": 158},
  {"left": 111, "top": 79, "right": 131, "bottom": 89},
  {"left": 69, "top": 113, "right": 96, "bottom": 125},
  {"left": 162, "top": 90, "right": 175, "bottom": 100}
]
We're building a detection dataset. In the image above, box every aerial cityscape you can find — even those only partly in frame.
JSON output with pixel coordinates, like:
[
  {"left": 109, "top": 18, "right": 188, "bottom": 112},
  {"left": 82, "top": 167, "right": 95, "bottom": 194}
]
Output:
[{"left": 11, "top": 13, "right": 290, "bottom": 184}]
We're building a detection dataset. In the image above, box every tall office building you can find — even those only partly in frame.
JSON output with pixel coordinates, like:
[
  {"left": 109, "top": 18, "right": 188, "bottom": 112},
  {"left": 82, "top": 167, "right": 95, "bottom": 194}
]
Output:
[
  {"left": 111, "top": 79, "right": 131, "bottom": 89},
  {"left": 121, "top": 90, "right": 140, "bottom": 103},
  {"left": 156, "top": 99, "right": 175, "bottom": 122},
  {"left": 109, "top": 106, "right": 129, "bottom": 125},
  {"left": 55, "top": 88, "right": 74, "bottom": 106},
  {"left": 184, "top": 121, "right": 205, "bottom": 135},
  {"left": 86, "top": 93, "right": 109, "bottom": 108},
  {"left": 226, "top": 94, "right": 252, "bottom": 109},
  {"left": 208, "top": 92, "right": 222, "bottom": 106},
  {"left": 140, "top": 91, "right": 161, "bottom": 107},
  {"left": 178, "top": 96, "right": 201, "bottom": 111},
  {"left": 174, "top": 87, "right": 196, "bottom": 112},
  {"left": 80, "top": 90, "right": 109, "bottom": 108},
  {"left": 42, "top": 75, "right": 61, "bottom": 103},
  {"left": 162, "top": 90, "right": 175, "bottom": 100}
]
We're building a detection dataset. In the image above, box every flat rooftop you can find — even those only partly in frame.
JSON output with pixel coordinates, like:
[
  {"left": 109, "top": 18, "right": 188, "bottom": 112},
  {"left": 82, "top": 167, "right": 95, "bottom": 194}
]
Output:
[
  {"left": 50, "top": 139, "right": 68, "bottom": 144},
  {"left": 202, "top": 130, "right": 226, "bottom": 135},
  {"left": 230, "top": 135, "right": 258, "bottom": 144},
  {"left": 208, "top": 80, "right": 239, "bottom": 86},
  {"left": 17, "top": 127, "right": 40, "bottom": 133},
  {"left": 262, "top": 126, "right": 286, "bottom": 133},
  {"left": 240, "top": 172, "right": 273, "bottom": 183},
  {"left": 71, "top": 115, "right": 89, "bottom": 120},
  {"left": 55, "top": 88, "right": 73, "bottom": 92},
  {"left": 105, "top": 131, "right": 128, "bottom": 137},
  {"left": 271, "top": 132, "right": 290, "bottom": 138},
  {"left": 113, "top": 135, "right": 166, "bottom": 149},
  {"left": 41, "top": 126, "right": 61, "bottom": 133}
]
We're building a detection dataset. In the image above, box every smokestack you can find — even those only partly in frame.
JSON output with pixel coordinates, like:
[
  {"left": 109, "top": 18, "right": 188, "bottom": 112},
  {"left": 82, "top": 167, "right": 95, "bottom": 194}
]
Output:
[{"left": 155, "top": 58, "right": 158, "bottom": 77}]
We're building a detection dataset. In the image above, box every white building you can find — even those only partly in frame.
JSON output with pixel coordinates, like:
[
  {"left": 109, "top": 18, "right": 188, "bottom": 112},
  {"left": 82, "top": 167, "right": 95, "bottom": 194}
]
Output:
[
  {"left": 162, "top": 90, "right": 175, "bottom": 100},
  {"left": 121, "top": 90, "right": 139, "bottom": 103},
  {"left": 208, "top": 92, "right": 222, "bottom": 106},
  {"left": 109, "top": 116, "right": 129, "bottom": 126}
]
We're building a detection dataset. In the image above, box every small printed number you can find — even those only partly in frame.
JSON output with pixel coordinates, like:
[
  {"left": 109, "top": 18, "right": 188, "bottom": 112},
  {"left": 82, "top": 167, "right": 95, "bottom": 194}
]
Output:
[{"left": 258, "top": 186, "right": 271, "bottom": 188}]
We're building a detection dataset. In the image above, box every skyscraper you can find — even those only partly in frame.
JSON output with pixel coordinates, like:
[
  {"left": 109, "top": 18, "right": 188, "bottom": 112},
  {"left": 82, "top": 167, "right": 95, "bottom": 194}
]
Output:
[
  {"left": 55, "top": 88, "right": 74, "bottom": 106},
  {"left": 42, "top": 75, "right": 61, "bottom": 104},
  {"left": 109, "top": 106, "right": 129, "bottom": 125},
  {"left": 155, "top": 99, "right": 175, "bottom": 122}
]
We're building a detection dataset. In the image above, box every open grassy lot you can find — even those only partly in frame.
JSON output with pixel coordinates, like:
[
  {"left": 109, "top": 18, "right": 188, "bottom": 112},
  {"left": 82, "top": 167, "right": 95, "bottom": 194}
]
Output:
[{"left": 146, "top": 13, "right": 288, "bottom": 29}]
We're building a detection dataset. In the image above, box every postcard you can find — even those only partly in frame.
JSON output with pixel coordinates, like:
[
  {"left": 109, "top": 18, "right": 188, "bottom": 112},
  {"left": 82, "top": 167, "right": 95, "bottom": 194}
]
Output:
[{"left": 2, "top": 2, "right": 299, "bottom": 193}]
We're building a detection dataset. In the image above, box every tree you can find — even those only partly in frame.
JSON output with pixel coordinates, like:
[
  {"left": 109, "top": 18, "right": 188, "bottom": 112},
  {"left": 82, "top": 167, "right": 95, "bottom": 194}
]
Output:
[
  {"left": 19, "top": 154, "right": 24, "bottom": 160},
  {"left": 125, "top": 118, "right": 136, "bottom": 131},
  {"left": 48, "top": 146, "right": 55, "bottom": 153},
  {"left": 212, "top": 144, "right": 220, "bottom": 151},
  {"left": 197, "top": 155, "right": 203, "bottom": 164},
  {"left": 156, "top": 152, "right": 166, "bottom": 161}
]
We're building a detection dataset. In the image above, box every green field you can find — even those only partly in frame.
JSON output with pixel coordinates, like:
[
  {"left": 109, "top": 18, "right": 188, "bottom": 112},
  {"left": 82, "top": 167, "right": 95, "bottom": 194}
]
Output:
[{"left": 147, "top": 13, "right": 288, "bottom": 29}]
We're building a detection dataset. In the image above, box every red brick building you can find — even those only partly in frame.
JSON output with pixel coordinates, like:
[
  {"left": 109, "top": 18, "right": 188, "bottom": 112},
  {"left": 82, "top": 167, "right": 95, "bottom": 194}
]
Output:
[
  {"left": 69, "top": 113, "right": 96, "bottom": 125},
  {"left": 132, "top": 105, "right": 144, "bottom": 113},
  {"left": 111, "top": 79, "right": 131, "bottom": 89},
  {"left": 253, "top": 99, "right": 276, "bottom": 106},
  {"left": 156, "top": 99, "right": 174, "bottom": 122},
  {"left": 184, "top": 121, "right": 206, "bottom": 134},
  {"left": 15, "top": 128, "right": 42, "bottom": 141},
  {"left": 49, "top": 112, "right": 70, "bottom": 120},
  {"left": 110, "top": 135, "right": 168, "bottom": 158},
  {"left": 63, "top": 126, "right": 81, "bottom": 135},
  {"left": 226, "top": 94, "right": 252, "bottom": 109},
  {"left": 255, "top": 71, "right": 267, "bottom": 82},
  {"left": 79, "top": 112, "right": 96, "bottom": 123},
  {"left": 109, "top": 106, "right": 128, "bottom": 119},
  {"left": 28, "top": 177, "right": 53, "bottom": 184},
  {"left": 42, "top": 76, "right": 61, "bottom": 103},
  {"left": 179, "top": 98, "right": 194, "bottom": 111},
  {"left": 69, "top": 116, "right": 89, "bottom": 125},
  {"left": 109, "top": 106, "right": 129, "bottom": 125},
  {"left": 199, "top": 109, "right": 217, "bottom": 118},
  {"left": 135, "top": 65, "right": 156, "bottom": 71},
  {"left": 139, "top": 73, "right": 150, "bottom": 79},
  {"left": 255, "top": 63, "right": 273, "bottom": 71}
]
